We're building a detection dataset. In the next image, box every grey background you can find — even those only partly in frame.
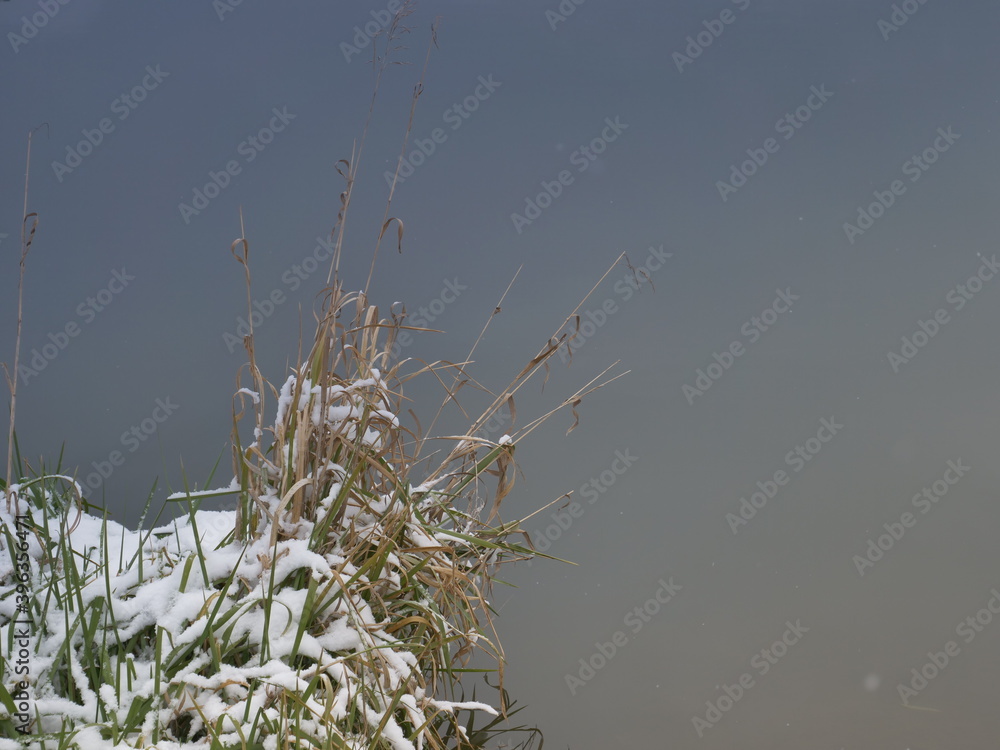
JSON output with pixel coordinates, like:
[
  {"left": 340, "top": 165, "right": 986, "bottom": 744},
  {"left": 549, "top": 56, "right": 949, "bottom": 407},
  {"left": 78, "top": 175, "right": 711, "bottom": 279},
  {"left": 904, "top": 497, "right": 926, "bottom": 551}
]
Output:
[{"left": 3, "top": 1, "right": 1000, "bottom": 747}]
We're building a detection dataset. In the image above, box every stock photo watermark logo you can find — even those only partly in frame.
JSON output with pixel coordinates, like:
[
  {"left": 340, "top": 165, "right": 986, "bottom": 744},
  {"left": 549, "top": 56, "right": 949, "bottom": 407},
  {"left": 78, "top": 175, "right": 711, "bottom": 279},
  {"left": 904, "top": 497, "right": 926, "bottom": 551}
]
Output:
[
  {"left": 50, "top": 65, "right": 169, "bottom": 182},
  {"left": 692, "top": 619, "right": 808, "bottom": 737},
  {"left": 386, "top": 279, "right": 468, "bottom": 361},
  {"left": 558, "top": 245, "right": 671, "bottom": 362},
  {"left": 887, "top": 254, "right": 999, "bottom": 373},
  {"left": 178, "top": 106, "right": 296, "bottom": 224},
  {"left": 222, "top": 233, "right": 335, "bottom": 353},
  {"left": 18, "top": 267, "right": 135, "bottom": 385},
  {"left": 726, "top": 416, "right": 843, "bottom": 534},
  {"left": 340, "top": 0, "right": 403, "bottom": 63},
  {"left": 682, "top": 287, "right": 798, "bottom": 405},
  {"left": 213, "top": 0, "right": 248, "bottom": 22},
  {"left": 672, "top": 0, "right": 751, "bottom": 73},
  {"left": 218, "top": 222, "right": 465, "bottom": 354},
  {"left": 716, "top": 84, "right": 833, "bottom": 202},
  {"left": 897, "top": 586, "right": 999, "bottom": 706},
  {"left": 842, "top": 126, "right": 960, "bottom": 245},
  {"left": 877, "top": 0, "right": 933, "bottom": 40},
  {"left": 79, "top": 397, "right": 180, "bottom": 495},
  {"left": 385, "top": 75, "right": 502, "bottom": 187},
  {"left": 852, "top": 458, "right": 968, "bottom": 576},
  {"left": 530, "top": 448, "right": 637, "bottom": 554},
  {"left": 545, "top": 0, "right": 587, "bottom": 31},
  {"left": 564, "top": 576, "right": 681, "bottom": 695},
  {"left": 464, "top": 408, "right": 514, "bottom": 451},
  {"left": 478, "top": 412, "right": 511, "bottom": 441},
  {"left": 509, "top": 116, "right": 628, "bottom": 234},
  {"left": 8, "top": 512, "right": 34, "bottom": 734},
  {"left": 7, "top": 0, "right": 72, "bottom": 53}
]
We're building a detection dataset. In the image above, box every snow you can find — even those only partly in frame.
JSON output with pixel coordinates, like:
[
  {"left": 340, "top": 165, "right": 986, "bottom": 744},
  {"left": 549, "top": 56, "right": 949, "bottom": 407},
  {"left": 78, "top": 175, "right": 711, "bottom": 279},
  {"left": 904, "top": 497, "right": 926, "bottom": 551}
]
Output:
[
  {"left": 0, "top": 367, "right": 510, "bottom": 749},
  {"left": 235, "top": 387, "right": 260, "bottom": 404},
  {"left": 165, "top": 477, "right": 240, "bottom": 501},
  {"left": 0, "top": 498, "right": 469, "bottom": 747}
]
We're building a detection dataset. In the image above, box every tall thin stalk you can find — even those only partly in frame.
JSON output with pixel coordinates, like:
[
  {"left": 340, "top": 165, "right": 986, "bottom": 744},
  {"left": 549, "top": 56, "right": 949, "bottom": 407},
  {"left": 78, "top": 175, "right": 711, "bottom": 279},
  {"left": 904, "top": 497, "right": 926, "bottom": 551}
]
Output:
[{"left": 4, "top": 128, "right": 41, "bottom": 515}]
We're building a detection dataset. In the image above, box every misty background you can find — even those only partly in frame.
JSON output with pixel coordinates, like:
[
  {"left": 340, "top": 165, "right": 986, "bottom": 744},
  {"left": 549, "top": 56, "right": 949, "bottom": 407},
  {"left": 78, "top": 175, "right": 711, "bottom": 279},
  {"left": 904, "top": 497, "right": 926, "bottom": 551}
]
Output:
[{"left": 2, "top": 1, "right": 1000, "bottom": 747}]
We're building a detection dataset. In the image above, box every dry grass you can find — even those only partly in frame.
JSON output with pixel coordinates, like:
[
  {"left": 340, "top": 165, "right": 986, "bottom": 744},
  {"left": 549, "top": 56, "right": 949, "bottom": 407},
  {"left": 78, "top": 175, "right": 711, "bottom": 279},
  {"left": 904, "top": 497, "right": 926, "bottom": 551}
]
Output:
[{"left": 0, "top": 5, "right": 631, "bottom": 747}]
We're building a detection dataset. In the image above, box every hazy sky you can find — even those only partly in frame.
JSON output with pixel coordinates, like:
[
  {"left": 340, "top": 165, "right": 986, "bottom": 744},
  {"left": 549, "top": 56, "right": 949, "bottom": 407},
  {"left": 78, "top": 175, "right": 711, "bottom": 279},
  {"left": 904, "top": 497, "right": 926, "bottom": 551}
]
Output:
[{"left": 3, "top": 1, "right": 1000, "bottom": 747}]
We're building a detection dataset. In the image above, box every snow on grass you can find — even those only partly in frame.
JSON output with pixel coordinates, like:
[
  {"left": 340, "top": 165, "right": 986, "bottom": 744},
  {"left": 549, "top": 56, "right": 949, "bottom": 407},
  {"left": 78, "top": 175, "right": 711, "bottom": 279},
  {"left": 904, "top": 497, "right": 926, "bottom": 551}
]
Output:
[
  {"left": 0, "top": 358, "right": 523, "bottom": 748},
  {"left": 0, "top": 213, "right": 622, "bottom": 749}
]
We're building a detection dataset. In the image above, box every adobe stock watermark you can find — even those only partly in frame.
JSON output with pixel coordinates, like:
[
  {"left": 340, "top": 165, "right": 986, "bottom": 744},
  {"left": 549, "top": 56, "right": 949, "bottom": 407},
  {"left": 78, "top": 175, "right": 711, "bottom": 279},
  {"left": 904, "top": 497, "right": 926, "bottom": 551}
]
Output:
[
  {"left": 51, "top": 65, "right": 169, "bottom": 182},
  {"left": 716, "top": 84, "right": 833, "bottom": 202},
  {"left": 887, "top": 254, "right": 999, "bottom": 373},
  {"left": 385, "top": 74, "right": 502, "bottom": 187},
  {"left": 877, "top": 0, "right": 933, "bottom": 40},
  {"left": 213, "top": 0, "right": 248, "bottom": 22},
  {"left": 545, "top": 0, "right": 587, "bottom": 31},
  {"left": 468, "top": 407, "right": 514, "bottom": 446},
  {"left": 178, "top": 106, "right": 296, "bottom": 224},
  {"left": 682, "top": 288, "right": 798, "bottom": 405},
  {"left": 340, "top": 0, "right": 403, "bottom": 63},
  {"left": 897, "top": 586, "right": 999, "bottom": 706},
  {"left": 509, "top": 116, "right": 628, "bottom": 234},
  {"left": 852, "top": 458, "right": 969, "bottom": 576},
  {"left": 79, "top": 397, "right": 181, "bottom": 496},
  {"left": 672, "top": 0, "right": 751, "bottom": 73},
  {"left": 726, "top": 417, "right": 843, "bottom": 534},
  {"left": 558, "top": 245, "right": 672, "bottom": 362},
  {"left": 386, "top": 279, "right": 468, "bottom": 361},
  {"left": 564, "top": 576, "right": 681, "bottom": 695},
  {"left": 218, "top": 223, "right": 465, "bottom": 354},
  {"left": 842, "top": 125, "right": 960, "bottom": 244},
  {"left": 530, "top": 448, "right": 638, "bottom": 555},
  {"left": 692, "top": 619, "right": 809, "bottom": 737},
  {"left": 8, "top": 0, "right": 73, "bottom": 53},
  {"left": 7, "top": 511, "right": 34, "bottom": 734},
  {"left": 18, "top": 267, "right": 135, "bottom": 385},
  {"left": 222, "top": 232, "right": 336, "bottom": 353}
]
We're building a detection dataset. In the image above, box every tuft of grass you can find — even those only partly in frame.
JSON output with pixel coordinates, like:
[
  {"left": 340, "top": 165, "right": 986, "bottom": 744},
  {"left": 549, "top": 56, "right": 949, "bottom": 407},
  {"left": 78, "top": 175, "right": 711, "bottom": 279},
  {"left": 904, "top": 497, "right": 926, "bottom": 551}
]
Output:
[
  {"left": 0, "top": 6, "right": 630, "bottom": 748},
  {"left": 0, "top": 261, "right": 624, "bottom": 748}
]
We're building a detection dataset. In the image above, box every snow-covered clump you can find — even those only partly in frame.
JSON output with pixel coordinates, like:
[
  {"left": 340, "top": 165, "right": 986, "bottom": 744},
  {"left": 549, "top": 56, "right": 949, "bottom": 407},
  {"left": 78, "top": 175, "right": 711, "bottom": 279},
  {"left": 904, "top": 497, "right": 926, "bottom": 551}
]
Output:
[{"left": 0, "top": 351, "right": 522, "bottom": 749}]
